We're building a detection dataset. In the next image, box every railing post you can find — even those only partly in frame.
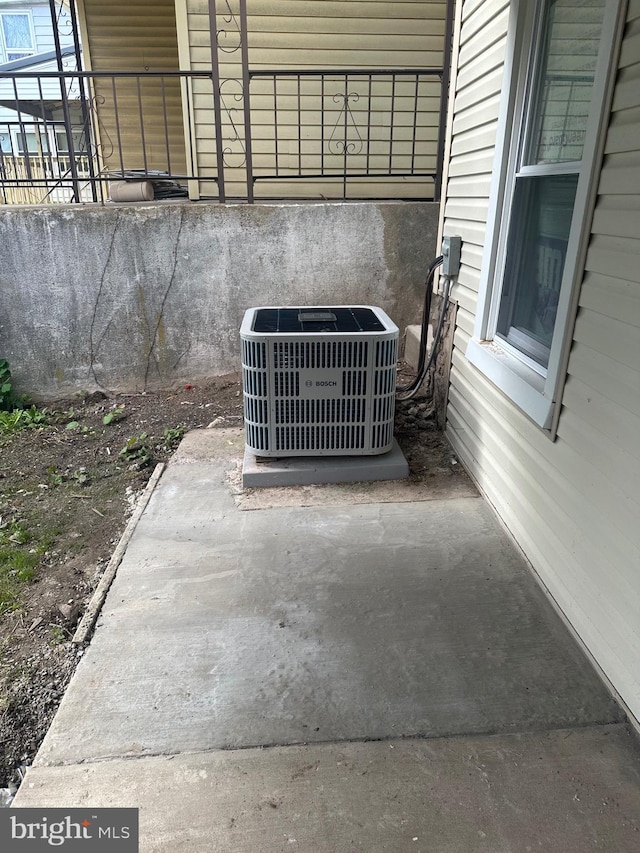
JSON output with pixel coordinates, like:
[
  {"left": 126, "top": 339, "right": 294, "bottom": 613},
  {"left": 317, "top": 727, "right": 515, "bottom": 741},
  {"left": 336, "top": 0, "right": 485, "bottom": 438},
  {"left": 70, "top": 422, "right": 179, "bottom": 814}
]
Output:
[
  {"left": 66, "top": 0, "right": 98, "bottom": 201},
  {"left": 48, "top": 0, "right": 81, "bottom": 203},
  {"left": 343, "top": 75, "right": 348, "bottom": 199},
  {"left": 208, "top": 0, "right": 227, "bottom": 202},
  {"left": 239, "top": 0, "right": 254, "bottom": 203},
  {"left": 434, "top": 0, "right": 455, "bottom": 203}
]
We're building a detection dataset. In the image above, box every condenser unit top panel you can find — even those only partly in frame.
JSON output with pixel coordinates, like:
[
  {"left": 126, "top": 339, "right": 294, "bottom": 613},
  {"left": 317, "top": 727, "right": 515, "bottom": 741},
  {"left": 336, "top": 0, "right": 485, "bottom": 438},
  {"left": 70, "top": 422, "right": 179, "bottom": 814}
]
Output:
[{"left": 243, "top": 305, "right": 397, "bottom": 336}]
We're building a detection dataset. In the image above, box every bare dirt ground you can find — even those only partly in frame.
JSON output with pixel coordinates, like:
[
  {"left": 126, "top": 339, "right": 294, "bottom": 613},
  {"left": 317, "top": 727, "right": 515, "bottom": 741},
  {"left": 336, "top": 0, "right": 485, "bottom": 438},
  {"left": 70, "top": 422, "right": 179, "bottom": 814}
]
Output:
[{"left": 0, "top": 372, "right": 465, "bottom": 791}]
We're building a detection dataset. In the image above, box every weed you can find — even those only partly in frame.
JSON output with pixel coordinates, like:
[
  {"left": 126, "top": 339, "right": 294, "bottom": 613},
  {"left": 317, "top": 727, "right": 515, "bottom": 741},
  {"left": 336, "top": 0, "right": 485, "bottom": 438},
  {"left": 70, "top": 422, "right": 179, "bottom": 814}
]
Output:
[
  {"left": 119, "top": 433, "right": 153, "bottom": 468},
  {"left": 49, "top": 625, "right": 68, "bottom": 645},
  {"left": 72, "top": 468, "right": 90, "bottom": 486},
  {"left": 0, "top": 515, "right": 55, "bottom": 613},
  {"left": 0, "top": 360, "right": 22, "bottom": 412},
  {"left": 64, "top": 418, "right": 93, "bottom": 436},
  {"left": 103, "top": 407, "right": 125, "bottom": 426},
  {"left": 162, "top": 424, "right": 185, "bottom": 449},
  {"left": 0, "top": 521, "right": 29, "bottom": 546},
  {"left": 47, "top": 467, "right": 65, "bottom": 487},
  {"left": 0, "top": 406, "right": 47, "bottom": 436},
  {"left": 0, "top": 545, "right": 38, "bottom": 615}
]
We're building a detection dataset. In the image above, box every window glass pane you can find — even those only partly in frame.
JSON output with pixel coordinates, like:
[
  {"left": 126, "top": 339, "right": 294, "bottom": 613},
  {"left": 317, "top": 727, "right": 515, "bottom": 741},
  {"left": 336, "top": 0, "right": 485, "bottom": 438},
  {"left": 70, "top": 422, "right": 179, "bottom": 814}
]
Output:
[
  {"left": 56, "top": 130, "right": 83, "bottom": 153},
  {"left": 17, "top": 130, "right": 49, "bottom": 154},
  {"left": 497, "top": 174, "right": 578, "bottom": 367},
  {"left": 2, "top": 14, "right": 33, "bottom": 50},
  {"left": 527, "top": 0, "right": 605, "bottom": 165}
]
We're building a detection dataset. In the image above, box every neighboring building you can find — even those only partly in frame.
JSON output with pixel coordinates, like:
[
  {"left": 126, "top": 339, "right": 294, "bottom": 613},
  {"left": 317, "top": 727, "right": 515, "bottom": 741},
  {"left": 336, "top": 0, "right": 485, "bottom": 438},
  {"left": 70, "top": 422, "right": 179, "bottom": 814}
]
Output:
[
  {"left": 0, "top": 0, "right": 53, "bottom": 64},
  {"left": 1, "top": 1, "right": 450, "bottom": 202},
  {"left": 74, "top": 0, "right": 449, "bottom": 201},
  {"left": 440, "top": 0, "right": 640, "bottom": 726},
  {"left": 0, "top": 0, "right": 86, "bottom": 203}
]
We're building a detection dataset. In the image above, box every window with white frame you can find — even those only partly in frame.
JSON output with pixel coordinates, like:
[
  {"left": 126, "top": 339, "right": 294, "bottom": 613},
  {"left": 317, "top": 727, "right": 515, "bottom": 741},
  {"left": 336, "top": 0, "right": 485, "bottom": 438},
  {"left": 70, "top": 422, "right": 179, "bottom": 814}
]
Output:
[
  {"left": 466, "top": 0, "right": 623, "bottom": 431},
  {"left": 0, "top": 11, "right": 35, "bottom": 64}
]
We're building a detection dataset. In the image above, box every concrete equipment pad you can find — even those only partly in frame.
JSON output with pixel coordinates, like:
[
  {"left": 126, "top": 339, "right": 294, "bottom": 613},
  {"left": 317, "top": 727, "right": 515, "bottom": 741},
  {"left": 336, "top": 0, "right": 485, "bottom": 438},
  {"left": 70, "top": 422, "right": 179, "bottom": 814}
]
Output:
[
  {"left": 15, "top": 727, "right": 640, "bottom": 852},
  {"left": 242, "top": 439, "right": 409, "bottom": 488},
  {"left": 33, "top": 431, "right": 622, "bottom": 768}
]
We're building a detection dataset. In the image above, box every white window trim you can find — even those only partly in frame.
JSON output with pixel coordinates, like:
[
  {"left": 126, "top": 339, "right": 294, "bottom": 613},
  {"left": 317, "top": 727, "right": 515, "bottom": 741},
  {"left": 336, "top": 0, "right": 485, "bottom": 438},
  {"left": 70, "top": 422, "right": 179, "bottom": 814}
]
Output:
[
  {"left": 466, "top": 0, "right": 626, "bottom": 433},
  {"left": 0, "top": 10, "right": 36, "bottom": 65}
]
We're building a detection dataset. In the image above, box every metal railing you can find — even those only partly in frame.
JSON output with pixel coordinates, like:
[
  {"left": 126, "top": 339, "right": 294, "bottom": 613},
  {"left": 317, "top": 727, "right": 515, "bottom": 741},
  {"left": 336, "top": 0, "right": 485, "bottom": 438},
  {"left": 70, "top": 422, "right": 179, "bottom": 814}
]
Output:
[
  {"left": 247, "top": 69, "right": 442, "bottom": 199},
  {"left": 0, "top": 70, "right": 212, "bottom": 204},
  {"left": 0, "top": 67, "right": 445, "bottom": 204}
]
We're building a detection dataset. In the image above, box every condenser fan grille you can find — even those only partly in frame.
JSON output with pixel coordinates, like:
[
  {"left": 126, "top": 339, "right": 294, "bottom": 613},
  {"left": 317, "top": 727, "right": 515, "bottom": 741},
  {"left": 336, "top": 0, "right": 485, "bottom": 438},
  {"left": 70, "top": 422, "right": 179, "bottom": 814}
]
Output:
[
  {"left": 241, "top": 306, "right": 398, "bottom": 457},
  {"left": 273, "top": 340, "right": 368, "bottom": 370}
]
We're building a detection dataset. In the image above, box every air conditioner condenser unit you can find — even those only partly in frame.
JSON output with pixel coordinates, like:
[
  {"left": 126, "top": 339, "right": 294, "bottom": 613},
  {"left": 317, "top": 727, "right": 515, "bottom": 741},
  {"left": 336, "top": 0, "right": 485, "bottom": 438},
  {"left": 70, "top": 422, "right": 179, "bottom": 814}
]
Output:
[{"left": 241, "top": 306, "right": 399, "bottom": 457}]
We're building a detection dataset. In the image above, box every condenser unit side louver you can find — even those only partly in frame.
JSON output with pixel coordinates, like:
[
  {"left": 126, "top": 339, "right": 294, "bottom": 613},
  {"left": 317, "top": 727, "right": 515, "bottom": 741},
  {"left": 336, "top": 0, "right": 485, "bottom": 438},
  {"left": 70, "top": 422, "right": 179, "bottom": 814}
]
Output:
[{"left": 241, "top": 306, "right": 399, "bottom": 457}]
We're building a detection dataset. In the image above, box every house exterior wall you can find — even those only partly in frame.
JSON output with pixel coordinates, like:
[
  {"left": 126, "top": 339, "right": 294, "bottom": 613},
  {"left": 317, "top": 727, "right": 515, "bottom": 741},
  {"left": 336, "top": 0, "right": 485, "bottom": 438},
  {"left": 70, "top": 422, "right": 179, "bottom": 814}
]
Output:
[
  {"left": 176, "top": 0, "right": 447, "bottom": 199},
  {"left": 77, "top": 0, "right": 187, "bottom": 176},
  {"left": 442, "top": 0, "right": 640, "bottom": 724}
]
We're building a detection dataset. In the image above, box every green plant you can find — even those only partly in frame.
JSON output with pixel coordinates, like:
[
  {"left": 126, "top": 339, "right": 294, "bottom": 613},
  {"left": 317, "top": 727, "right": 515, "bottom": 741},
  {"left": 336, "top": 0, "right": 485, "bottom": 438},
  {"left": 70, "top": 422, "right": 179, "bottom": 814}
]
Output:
[
  {"left": 162, "top": 424, "right": 185, "bottom": 449},
  {"left": 47, "top": 466, "right": 65, "bottom": 486},
  {"left": 49, "top": 625, "right": 68, "bottom": 645},
  {"left": 119, "top": 433, "right": 153, "bottom": 468},
  {"left": 0, "top": 521, "right": 29, "bottom": 546},
  {"left": 72, "top": 467, "right": 90, "bottom": 486},
  {"left": 64, "top": 417, "right": 93, "bottom": 436},
  {"left": 0, "top": 543, "right": 38, "bottom": 615},
  {"left": 103, "top": 407, "right": 125, "bottom": 425},
  {"left": 0, "top": 359, "right": 22, "bottom": 412},
  {"left": 0, "top": 517, "right": 55, "bottom": 613},
  {"left": 0, "top": 406, "right": 47, "bottom": 435}
]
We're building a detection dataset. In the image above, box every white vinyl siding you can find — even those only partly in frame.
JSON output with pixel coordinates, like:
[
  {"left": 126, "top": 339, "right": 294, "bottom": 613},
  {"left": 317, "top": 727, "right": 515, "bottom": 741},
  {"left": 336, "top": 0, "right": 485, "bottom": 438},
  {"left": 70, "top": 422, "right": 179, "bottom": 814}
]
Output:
[
  {"left": 443, "top": 0, "right": 509, "bottom": 305},
  {"left": 443, "top": 0, "right": 640, "bottom": 723},
  {"left": 0, "top": 3, "right": 76, "bottom": 101},
  {"left": 178, "top": 0, "right": 447, "bottom": 199},
  {"left": 0, "top": 2, "right": 76, "bottom": 59}
]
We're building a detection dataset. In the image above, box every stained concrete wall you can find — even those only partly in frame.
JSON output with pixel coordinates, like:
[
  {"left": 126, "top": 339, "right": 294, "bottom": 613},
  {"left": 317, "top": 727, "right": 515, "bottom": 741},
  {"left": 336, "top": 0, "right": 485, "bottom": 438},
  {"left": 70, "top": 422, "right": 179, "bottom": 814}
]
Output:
[{"left": 0, "top": 202, "right": 438, "bottom": 398}]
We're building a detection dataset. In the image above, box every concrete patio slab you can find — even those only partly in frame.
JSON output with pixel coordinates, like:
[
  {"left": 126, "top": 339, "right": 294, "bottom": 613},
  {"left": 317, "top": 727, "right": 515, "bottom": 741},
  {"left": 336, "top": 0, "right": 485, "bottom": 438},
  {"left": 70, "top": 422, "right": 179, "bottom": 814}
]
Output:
[
  {"left": 15, "top": 727, "right": 640, "bottom": 852},
  {"left": 12, "top": 428, "right": 639, "bottom": 852},
  {"left": 32, "top": 430, "right": 622, "bottom": 768}
]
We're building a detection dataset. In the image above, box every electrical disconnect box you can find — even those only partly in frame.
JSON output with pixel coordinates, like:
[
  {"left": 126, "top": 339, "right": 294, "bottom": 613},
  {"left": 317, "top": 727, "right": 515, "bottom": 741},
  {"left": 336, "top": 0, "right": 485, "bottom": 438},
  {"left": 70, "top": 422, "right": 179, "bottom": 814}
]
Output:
[{"left": 441, "top": 235, "right": 462, "bottom": 277}]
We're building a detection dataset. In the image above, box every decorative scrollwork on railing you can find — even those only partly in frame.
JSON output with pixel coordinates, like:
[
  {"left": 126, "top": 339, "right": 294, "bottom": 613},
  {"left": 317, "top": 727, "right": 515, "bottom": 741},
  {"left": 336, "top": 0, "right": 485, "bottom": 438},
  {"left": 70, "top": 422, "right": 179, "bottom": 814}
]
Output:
[
  {"left": 53, "top": 1, "right": 74, "bottom": 40},
  {"left": 218, "top": 78, "right": 246, "bottom": 168},
  {"left": 217, "top": 0, "right": 242, "bottom": 54},
  {"left": 328, "top": 92, "right": 364, "bottom": 156},
  {"left": 86, "top": 93, "right": 112, "bottom": 165}
]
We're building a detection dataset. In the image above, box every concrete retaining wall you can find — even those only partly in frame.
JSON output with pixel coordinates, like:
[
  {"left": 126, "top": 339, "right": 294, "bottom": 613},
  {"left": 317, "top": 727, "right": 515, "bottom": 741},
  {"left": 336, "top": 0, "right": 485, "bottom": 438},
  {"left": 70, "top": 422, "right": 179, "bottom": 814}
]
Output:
[{"left": 0, "top": 201, "right": 438, "bottom": 398}]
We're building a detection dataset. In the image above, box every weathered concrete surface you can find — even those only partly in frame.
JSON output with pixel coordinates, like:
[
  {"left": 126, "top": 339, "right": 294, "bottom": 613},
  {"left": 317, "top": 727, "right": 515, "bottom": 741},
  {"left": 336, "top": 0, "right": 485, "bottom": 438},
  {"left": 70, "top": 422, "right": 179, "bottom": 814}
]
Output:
[
  {"left": 13, "top": 429, "right": 640, "bottom": 850},
  {"left": 188, "top": 428, "right": 480, "bottom": 510},
  {"left": 32, "top": 430, "right": 622, "bottom": 768},
  {"left": 15, "top": 728, "right": 640, "bottom": 852},
  {"left": 0, "top": 202, "right": 438, "bottom": 398}
]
